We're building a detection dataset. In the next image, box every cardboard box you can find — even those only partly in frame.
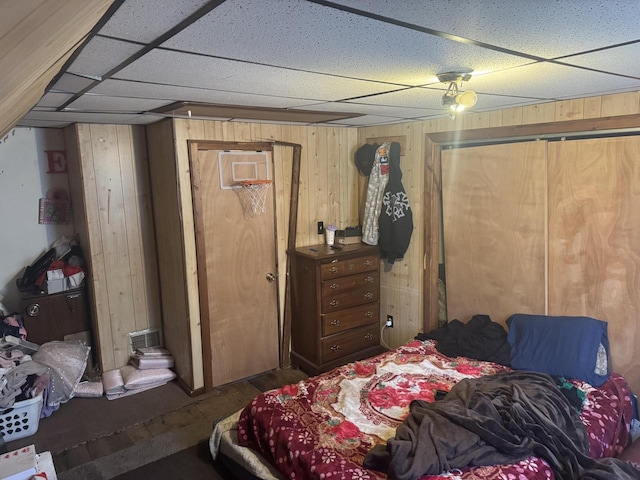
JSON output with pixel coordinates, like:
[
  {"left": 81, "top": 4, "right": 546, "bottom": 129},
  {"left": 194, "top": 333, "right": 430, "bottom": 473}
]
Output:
[
  {"left": 0, "top": 444, "right": 38, "bottom": 480},
  {"left": 337, "top": 236, "right": 362, "bottom": 245},
  {"left": 336, "top": 226, "right": 362, "bottom": 245}
]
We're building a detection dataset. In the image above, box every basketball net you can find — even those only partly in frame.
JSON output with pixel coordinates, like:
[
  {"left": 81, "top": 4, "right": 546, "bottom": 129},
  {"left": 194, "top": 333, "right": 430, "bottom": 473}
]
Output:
[{"left": 234, "top": 180, "right": 273, "bottom": 218}]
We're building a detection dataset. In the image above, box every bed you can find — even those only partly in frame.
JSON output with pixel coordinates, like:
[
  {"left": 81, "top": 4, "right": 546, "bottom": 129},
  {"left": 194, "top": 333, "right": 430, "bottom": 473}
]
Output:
[{"left": 210, "top": 315, "right": 640, "bottom": 480}]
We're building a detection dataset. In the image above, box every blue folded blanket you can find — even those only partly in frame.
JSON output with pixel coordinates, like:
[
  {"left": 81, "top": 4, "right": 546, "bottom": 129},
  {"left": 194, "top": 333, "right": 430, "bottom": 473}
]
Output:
[{"left": 507, "top": 314, "right": 610, "bottom": 387}]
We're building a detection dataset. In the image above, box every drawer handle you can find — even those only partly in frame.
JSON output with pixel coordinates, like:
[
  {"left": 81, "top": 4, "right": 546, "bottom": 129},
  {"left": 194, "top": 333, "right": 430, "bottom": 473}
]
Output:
[
  {"left": 331, "top": 319, "right": 341, "bottom": 326},
  {"left": 364, "top": 292, "right": 374, "bottom": 300},
  {"left": 330, "top": 283, "right": 339, "bottom": 290},
  {"left": 364, "top": 311, "right": 373, "bottom": 318},
  {"left": 364, "top": 260, "right": 373, "bottom": 267},
  {"left": 364, "top": 333, "right": 373, "bottom": 340},
  {"left": 330, "top": 300, "right": 340, "bottom": 307},
  {"left": 330, "top": 345, "right": 341, "bottom": 352},
  {"left": 364, "top": 276, "right": 374, "bottom": 284},
  {"left": 329, "top": 267, "right": 338, "bottom": 274},
  {"left": 346, "top": 263, "right": 355, "bottom": 270},
  {"left": 67, "top": 293, "right": 81, "bottom": 299}
]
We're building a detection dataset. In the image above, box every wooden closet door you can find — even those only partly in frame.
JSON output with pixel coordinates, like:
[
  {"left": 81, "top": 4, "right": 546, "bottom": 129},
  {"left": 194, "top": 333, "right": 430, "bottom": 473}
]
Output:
[
  {"left": 441, "top": 141, "right": 547, "bottom": 326},
  {"left": 548, "top": 136, "right": 640, "bottom": 393},
  {"left": 190, "top": 145, "right": 280, "bottom": 388}
]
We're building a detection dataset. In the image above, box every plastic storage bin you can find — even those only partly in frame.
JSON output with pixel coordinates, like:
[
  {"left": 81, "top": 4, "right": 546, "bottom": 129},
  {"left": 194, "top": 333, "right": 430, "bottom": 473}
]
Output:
[{"left": 0, "top": 392, "right": 43, "bottom": 442}]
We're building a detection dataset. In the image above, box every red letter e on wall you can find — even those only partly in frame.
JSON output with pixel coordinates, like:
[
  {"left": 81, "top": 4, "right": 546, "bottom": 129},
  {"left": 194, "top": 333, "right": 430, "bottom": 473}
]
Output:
[{"left": 45, "top": 150, "right": 68, "bottom": 173}]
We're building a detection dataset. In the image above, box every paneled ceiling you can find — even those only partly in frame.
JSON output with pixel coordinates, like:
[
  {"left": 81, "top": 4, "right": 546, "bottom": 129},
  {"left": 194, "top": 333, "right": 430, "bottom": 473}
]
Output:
[{"left": 17, "top": 0, "right": 640, "bottom": 129}]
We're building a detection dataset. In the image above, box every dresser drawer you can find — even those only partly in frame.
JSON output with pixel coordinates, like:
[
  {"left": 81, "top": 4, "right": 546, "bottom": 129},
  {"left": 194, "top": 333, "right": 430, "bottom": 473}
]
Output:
[
  {"left": 320, "top": 254, "right": 378, "bottom": 280},
  {"left": 322, "top": 325, "right": 381, "bottom": 363},
  {"left": 322, "top": 303, "right": 379, "bottom": 336},
  {"left": 321, "top": 271, "right": 379, "bottom": 299},
  {"left": 321, "top": 283, "right": 379, "bottom": 312}
]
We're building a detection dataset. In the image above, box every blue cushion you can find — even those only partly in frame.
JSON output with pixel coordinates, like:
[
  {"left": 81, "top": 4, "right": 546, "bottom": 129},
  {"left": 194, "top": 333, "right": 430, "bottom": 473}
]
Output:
[{"left": 507, "top": 314, "right": 610, "bottom": 387}]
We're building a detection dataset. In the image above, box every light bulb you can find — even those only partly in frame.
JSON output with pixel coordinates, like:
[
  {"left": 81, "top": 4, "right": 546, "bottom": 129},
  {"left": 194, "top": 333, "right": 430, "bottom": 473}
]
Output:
[{"left": 455, "top": 90, "right": 478, "bottom": 109}]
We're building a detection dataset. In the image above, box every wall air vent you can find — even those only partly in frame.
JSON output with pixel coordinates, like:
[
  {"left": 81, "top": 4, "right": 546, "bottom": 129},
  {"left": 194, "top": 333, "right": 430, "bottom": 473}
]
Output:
[{"left": 128, "top": 328, "right": 162, "bottom": 353}]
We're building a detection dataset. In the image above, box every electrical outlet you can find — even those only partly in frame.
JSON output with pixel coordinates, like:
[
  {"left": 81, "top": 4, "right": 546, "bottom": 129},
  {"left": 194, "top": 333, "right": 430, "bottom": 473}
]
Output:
[
  {"left": 317, "top": 221, "right": 324, "bottom": 235},
  {"left": 386, "top": 315, "right": 394, "bottom": 328}
]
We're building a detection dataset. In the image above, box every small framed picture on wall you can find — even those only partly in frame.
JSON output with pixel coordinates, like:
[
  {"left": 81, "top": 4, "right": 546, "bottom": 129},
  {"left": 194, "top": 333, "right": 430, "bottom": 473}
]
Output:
[{"left": 39, "top": 198, "right": 70, "bottom": 224}]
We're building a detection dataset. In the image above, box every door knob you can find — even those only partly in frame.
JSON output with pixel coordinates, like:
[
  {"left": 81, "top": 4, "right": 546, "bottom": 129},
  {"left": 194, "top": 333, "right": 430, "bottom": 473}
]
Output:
[{"left": 266, "top": 272, "right": 276, "bottom": 282}]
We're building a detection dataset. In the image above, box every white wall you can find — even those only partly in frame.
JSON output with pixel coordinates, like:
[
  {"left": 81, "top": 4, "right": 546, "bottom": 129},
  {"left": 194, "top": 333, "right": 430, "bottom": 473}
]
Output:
[{"left": 0, "top": 127, "right": 75, "bottom": 312}]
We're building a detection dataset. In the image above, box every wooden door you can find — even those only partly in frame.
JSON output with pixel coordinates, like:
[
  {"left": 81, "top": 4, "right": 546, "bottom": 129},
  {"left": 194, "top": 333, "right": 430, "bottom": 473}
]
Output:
[
  {"left": 190, "top": 143, "right": 280, "bottom": 388},
  {"left": 441, "top": 141, "right": 547, "bottom": 326},
  {"left": 548, "top": 136, "right": 640, "bottom": 393}
]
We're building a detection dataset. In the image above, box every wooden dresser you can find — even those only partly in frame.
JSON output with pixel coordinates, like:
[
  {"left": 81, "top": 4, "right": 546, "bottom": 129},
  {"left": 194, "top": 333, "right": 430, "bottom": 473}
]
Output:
[
  {"left": 20, "top": 286, "right": 92, "bottom": 346},
  {"left": 290, "top": 243, "right": 385, "bottom": 375}
]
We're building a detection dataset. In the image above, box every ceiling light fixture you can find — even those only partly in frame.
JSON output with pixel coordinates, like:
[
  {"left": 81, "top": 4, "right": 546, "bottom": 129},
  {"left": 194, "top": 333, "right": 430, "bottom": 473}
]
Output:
[{"left": 437, "top": 71, "right": 477, "bottom": 118}]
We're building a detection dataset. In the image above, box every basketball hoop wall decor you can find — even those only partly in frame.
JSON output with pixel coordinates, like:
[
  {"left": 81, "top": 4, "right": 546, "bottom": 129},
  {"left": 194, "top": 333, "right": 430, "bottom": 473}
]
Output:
[{"left": 235, "top": 180, "right": 273, "bottom": 218}]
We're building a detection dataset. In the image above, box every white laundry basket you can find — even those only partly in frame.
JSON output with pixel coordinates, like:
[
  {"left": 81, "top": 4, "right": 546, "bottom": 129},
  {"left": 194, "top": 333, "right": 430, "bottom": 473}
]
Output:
[{"left": 0, "top": 392, "right": 43, "bottom": 442}]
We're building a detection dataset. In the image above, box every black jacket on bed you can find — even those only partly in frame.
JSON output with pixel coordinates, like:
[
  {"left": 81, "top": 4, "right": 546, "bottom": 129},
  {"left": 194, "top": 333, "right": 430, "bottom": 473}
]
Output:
[
  {"left": 416, "top": 314, "right": 511, "bottom": 366},
  {"left": 364, "top": 371, "right": 640, "bottom": 480}
]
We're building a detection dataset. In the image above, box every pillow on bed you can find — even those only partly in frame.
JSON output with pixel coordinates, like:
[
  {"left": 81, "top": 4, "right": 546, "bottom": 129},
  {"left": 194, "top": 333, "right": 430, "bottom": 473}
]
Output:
[{"left": 506, "top": 314, "right": 610, "bottom": 387}]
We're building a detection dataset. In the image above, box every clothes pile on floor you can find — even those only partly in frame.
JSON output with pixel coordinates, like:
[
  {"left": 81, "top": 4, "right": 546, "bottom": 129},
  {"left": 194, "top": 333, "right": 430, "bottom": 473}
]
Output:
[
  {"left": 75, "top": 347, "right": 176, "bottom": 400},
  {"left": 0, "top": 308, "right": 91, "bottom": 421}
]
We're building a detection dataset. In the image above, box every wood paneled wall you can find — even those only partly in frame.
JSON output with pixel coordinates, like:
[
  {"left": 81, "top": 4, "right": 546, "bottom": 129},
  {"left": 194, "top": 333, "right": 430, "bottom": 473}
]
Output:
[
  {"left": 146, "top": 118, "right": 360, "bottom": 391},
  {"left": 65, "top": 124, "right": 161, "bottom": 372}
]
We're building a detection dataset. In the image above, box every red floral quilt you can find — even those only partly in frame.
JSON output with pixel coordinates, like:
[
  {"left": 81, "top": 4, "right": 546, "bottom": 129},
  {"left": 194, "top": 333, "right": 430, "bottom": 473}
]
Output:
[{"left": 237, "top": 340, "right": 634, "bottom": 480}]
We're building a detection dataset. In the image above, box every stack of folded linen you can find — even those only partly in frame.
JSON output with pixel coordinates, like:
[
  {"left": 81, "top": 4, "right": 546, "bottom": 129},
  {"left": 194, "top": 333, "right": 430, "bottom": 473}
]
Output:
[
  {"left": 129, "top": 347, "right": 174, "bottom": 369},
  {"left": 102, "top": 364, "right": 176, "bottom": 400}
]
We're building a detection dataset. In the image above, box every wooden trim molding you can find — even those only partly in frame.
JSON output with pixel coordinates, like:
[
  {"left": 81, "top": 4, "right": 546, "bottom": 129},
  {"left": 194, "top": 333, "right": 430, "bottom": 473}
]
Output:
[
  {"left": 188, "top": 140, "right": 273, "bottom": 152},
  {"left": 427, "top": 114, "right": 640, "bottom": 145},
  {"left": 279, "top": 143, "right": 302, "bottom": 368}
]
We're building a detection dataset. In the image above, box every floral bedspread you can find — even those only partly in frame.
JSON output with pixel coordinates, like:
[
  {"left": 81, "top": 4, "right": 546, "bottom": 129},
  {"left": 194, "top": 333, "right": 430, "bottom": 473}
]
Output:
[{"left": 237, "top": 340, "right": 633, "bottom": 480}]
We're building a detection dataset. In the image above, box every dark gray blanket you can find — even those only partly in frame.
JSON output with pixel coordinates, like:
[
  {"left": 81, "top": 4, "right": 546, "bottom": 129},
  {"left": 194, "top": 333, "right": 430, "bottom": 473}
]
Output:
[{"left": 364, "top": 371, "right": 640, "bottom": 480}]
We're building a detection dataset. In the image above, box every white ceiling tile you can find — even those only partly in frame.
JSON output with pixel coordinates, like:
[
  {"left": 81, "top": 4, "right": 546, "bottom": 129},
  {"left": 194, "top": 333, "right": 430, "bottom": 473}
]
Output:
[
  {"left": 560, "top": 43, "right": 640, "bottom": 79},
  {"left": 331, "top": 0, "right": 640, "bottom": 58},
  {"left": 90, "top": 79, "right": 322, "bottom": 108},
  {"left": 36, "top": 93, "right": 75, "bottom": 108},
  {"left": 162, "top": 0, "right": 529, "bottom": 86},
  {"left": 22, "top": 111, "right": 149, "bottom": 125},
  {"left": 50, "top": 74, "right": 97, "bottom": 94},
  {"left": 342, "top": 86, "right": 455, "bottom": 109},
  {"left": 128, "top": 115, "right": 166, "bottom": 125},
  {"left": 65, "top": 95, "right": 171, "bottom": 112},
  {"left": 67, "top": 36, "right": 145, "bottom": 78},
  {"left": 99, "top": 0, "right": 212, "bottom": 43},
  {"left": 471, "top": 63, "right": 640, "bottom": 100},
  {"left": 16, "top": 0, "right": 640, "bottom": 129},
  {"left": 16, "top": 119, "right": 71, "bottom": 129},
  {"left": 114, "top": 50, "right": 399, "bottom": 101}
]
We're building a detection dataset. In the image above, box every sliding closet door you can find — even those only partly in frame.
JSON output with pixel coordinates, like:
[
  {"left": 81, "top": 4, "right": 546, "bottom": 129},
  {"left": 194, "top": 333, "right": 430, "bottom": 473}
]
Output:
[
  {"left": 441, "top": 141, "right": 547, "bottom": 325},
  {"left": 548, "top": 136, "right": 640, "bottom": 391}
]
